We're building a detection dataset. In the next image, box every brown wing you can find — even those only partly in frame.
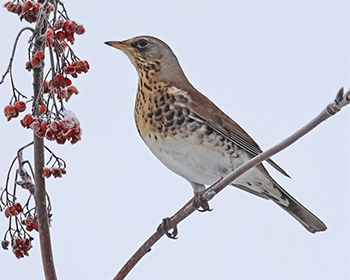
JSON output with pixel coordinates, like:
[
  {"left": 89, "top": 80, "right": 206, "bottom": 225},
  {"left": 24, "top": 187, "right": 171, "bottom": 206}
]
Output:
[{"left": 186, "top": 86, "right": 290, "bottom": 178}]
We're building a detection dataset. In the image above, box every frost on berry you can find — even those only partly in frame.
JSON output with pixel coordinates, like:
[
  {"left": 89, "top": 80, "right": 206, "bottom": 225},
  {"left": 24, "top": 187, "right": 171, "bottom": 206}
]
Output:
[
  {"left": 4, "top": 105, "right": 18, "bottom": 121},
  {"left": 20, "top": 113, "right": 36, "bottom": 128},
  {"left": 45, "top": 28, "right": 54, "bottom": 38}
]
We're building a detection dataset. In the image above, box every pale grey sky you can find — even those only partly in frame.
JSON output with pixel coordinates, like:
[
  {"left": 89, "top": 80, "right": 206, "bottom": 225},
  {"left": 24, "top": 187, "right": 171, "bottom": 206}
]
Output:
[{"left": 1, "top": 1, "right": 349, "bottom": 279}]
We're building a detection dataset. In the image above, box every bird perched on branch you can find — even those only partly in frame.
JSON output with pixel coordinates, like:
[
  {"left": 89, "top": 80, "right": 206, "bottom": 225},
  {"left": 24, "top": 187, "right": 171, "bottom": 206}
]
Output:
[{"left": 105, "top": 36, "right": 326, "bottom": 233}]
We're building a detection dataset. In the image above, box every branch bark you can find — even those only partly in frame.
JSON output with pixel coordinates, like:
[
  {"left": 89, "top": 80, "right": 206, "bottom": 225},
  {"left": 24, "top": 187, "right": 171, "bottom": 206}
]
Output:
[
  {"left": 32, "top": 11, "right": 57, "bottom": 280},
  {"left": 114, "top": 87, "right": 350, "bottom": 280}
]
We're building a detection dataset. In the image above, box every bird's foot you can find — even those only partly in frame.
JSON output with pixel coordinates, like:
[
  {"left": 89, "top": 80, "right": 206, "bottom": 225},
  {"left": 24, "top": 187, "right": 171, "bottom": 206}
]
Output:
[
  {"left": 194, "top": 192, "right": 213, "bottom": 212},
  {"left": 157, "top": 217, "right": 178, "bottom": 239}
]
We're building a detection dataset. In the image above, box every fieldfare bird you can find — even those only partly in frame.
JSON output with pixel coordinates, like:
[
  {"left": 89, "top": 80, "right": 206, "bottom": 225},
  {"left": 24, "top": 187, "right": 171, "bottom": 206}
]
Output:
[{"left": 105, "top": 36, "right": 327, "bottom": 233}]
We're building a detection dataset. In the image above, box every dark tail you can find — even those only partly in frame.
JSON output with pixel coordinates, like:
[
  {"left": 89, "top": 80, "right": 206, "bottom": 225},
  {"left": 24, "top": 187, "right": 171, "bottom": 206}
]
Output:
[{"left": 271, "top": 182, "right": 327, "bottom": 233}]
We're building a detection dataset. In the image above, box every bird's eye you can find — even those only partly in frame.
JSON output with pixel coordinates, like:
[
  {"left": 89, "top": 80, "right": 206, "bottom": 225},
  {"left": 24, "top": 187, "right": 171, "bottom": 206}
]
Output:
[{"left": 137, "top": 39, "right": 149, "bottom": 48}]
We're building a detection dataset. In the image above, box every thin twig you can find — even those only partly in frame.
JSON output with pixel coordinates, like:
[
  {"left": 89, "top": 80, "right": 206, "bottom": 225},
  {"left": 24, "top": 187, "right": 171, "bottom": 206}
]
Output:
[
  {"left": 114, "top": 87, "right": 350, "bottom": 280},
  {"left": 0, "top": 27, "right": 35, "bottom": 85}
]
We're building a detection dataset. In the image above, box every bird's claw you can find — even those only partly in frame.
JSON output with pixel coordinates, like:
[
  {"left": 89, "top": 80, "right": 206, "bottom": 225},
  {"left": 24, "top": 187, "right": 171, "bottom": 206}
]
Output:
[
  {"left": 157, "top": 217, "right": 178, "bottom": 239},
  {"left": 194, "top": 194, "right": 213, "bottom": 212}
]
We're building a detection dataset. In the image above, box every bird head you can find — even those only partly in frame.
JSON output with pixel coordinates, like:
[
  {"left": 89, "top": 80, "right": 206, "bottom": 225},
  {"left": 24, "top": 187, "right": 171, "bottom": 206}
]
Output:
[{"left": 105, "top": 36, "right": 192, "bottom": 87}]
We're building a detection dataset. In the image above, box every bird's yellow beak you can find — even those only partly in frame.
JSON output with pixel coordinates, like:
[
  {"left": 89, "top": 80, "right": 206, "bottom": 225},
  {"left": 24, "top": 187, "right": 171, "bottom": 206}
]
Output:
[{"left": 105, "top": 41, "right": 129, "bottom": 51}]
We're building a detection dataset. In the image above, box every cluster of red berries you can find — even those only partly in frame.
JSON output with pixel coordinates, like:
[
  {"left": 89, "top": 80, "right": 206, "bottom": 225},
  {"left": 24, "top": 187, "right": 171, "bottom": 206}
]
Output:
[
  {"left": 64, "top": 60, "right": 89, "bottom": 78},
  {"left": 25, "top": 50, "right": 44, "bottom": 71},
  {"left": 12, "top": 238, "right": 32, "bottom": 259},
  {"left": 20, "top": 110, "right": 82, "bottom": 144},
  {"left": 4, "top": 203, "right": 23, "bottom": 218},
  {"left": 22, "top": 217, "right": 38, "bottom": 232},
  {"left": 42, "top": 167, "right": 66, "bottom": 178},
  {"left": 51, "top": 18, "right": 85, "bottom": 45},
  {"left": 3, "top": 101, "right": 26, "bottom": 121},
  {"left": 4, "top": 1, "right": 53, "bottom": 23},
  {"left": 44, "top": 73, "right": 80, "bottom": 101}
]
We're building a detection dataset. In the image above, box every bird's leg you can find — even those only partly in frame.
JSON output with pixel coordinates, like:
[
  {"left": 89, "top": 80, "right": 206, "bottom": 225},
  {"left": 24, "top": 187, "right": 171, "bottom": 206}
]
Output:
[
  {"left": 157, "top": 217, "right": 178, "bottom": 239},
  {"left": 191, "top": 182, "right": 213, "bottom": 212}
]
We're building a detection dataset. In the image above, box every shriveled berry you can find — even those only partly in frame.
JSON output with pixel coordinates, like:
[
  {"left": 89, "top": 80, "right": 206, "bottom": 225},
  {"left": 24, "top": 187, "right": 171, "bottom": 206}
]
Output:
[
  {"left": 51, "top": 168, "right": 62, "bottom": 178},
  {"left": 1, "top": 240, "right": 10, "bottom": 250},
  {"left": 14, "top": 203, "right": 23, "bottom": 213},
  {"left": 25, "top": 61, "right": 33, "bottom": 71},
  {"left": 42, "top": 167, "right": 51, "bottom": 178}
]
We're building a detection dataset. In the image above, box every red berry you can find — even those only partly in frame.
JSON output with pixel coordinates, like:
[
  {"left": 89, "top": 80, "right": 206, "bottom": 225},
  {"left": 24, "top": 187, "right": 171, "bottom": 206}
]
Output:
[
  {"left": 65, "top": 32, "right": 75, "bottom": 44},
  {"left": 4, "top": 105, "right": 18, "bottom": 121},
  {"left": 65, "top": 77, "right": 72, "bottom": 87},
  {"left": 32, "top": 221, "right": 39, "bottom": 231},
  {"left": 34, "top": 51, "right": 44, "bottom": 61},
  {"left": 63, "top": 20, "right": 77, "bottom": 34},
  {"left": 39, "top": 105, "right": 46, "bottom": 114},
  {"left": 45, "top": 28, "right": 54, "bottom": 38},
  {"left": 51, "top": 168, "right": 62, "bottom": 178},
  {"left": 67, "top": 85, "right": 78, "bottom": 95},
  {"left": 5, "top": 2, "right": 14, "bottom": 11},
  {"left": 26, "top": 225, "right": 33, "bottom": 232},
  {"left": 50, "top": 121, "right": 61, "bottom": 132},
  {"left": 45, "top": 128, "right": 55, "bottom": 140},
  {"left": 40, "top": 120, "right": 47, "bottom": 132},
  {"left": 46, "top": 36, "right": 54, "bottom": 47},
  {"left": 14, "top": 203, "right": 23, "bottom": 213},
  {"left": 43, "top": 81, "right": 50, "bottom": 93},
  {"left": 45, "top": 3, "right": 53, "bottom": 14},
  {"left": 30, "top": 121, "right": 41, "bottom": 132},
  {"left": 76, "top": 25, "right": 85, "bottom": 35},
  {"left": 14, "top": 3, "right": 22, "bottom": 15},
  {"left": 60, "top": 168, "right": 67, "bottom": 174},
  {"left": 31, "top": 57, "right": 41, "bottom": 68},
  {"left": 21, "top": 1, "right": 35, "bottom": 14},
  {"left": 42, "top": 167, "right": 51, "bottom": 178},
  {"left": 34, "top": 2, "right": 41, "bottom": 11},
  {"left": 14, "top": 101, "right": 26, "bottom": 112},
  {"left": 56, "top": 30, "right": 65, "bottom": 42},
  {"left": 21, "top": 114, "right": 35, "bottom": 128},
  {"left": 64, "top": 65, "right": 75, "bottom": 75},
  {"left": 4, "top": 207, "right": 11, "bottom": 218}
]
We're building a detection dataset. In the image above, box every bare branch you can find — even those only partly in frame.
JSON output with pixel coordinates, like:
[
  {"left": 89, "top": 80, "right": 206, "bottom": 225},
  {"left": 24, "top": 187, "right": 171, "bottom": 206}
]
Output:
[
  {"left": 114, "top": 87, "right": 350, "bottom": 280},
  {"left": 0, "top": 27, "right": 34, "bottom": 85}
]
